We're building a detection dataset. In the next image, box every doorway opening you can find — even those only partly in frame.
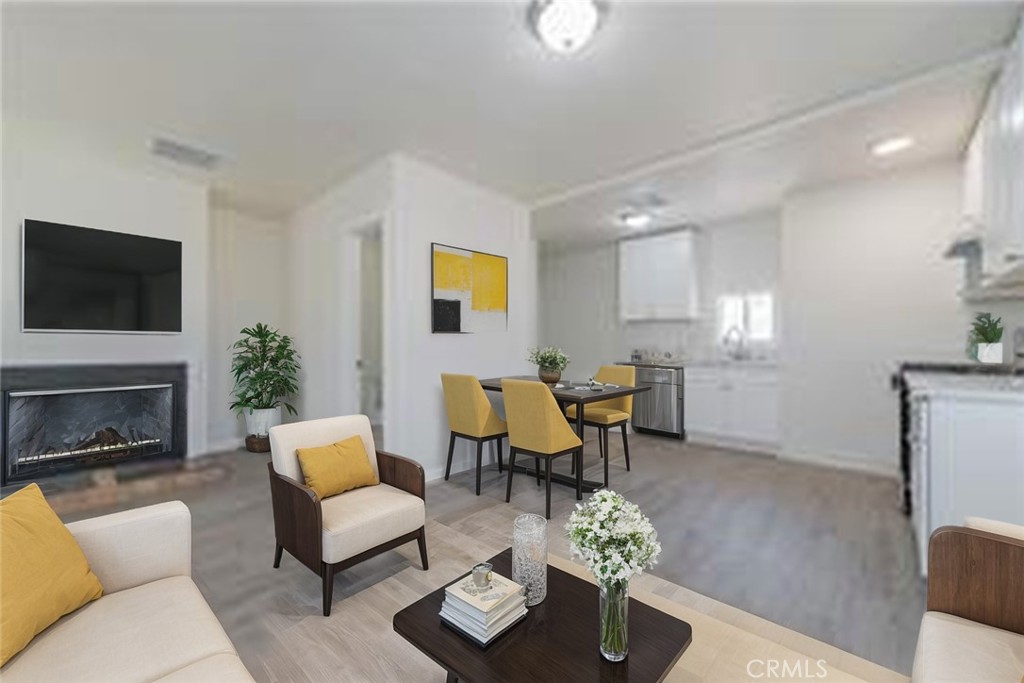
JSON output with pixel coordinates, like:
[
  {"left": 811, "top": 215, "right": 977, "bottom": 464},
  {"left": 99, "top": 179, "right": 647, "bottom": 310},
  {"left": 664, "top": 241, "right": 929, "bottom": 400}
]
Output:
[{"left": 357, "top": 224, "right": 384, "bottom": 446}]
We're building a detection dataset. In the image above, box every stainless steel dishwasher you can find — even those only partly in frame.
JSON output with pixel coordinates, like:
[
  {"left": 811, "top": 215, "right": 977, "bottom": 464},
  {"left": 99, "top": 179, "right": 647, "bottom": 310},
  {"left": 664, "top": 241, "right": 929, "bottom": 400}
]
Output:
[{"left": 631, "top": 366, "right": 685, "bottom": 439}]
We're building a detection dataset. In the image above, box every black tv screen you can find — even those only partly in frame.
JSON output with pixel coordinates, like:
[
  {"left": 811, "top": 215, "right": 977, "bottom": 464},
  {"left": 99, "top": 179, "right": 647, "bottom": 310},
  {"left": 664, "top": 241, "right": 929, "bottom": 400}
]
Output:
[{"left": 23, "top": 220, "right": 182, "bottom": 333}]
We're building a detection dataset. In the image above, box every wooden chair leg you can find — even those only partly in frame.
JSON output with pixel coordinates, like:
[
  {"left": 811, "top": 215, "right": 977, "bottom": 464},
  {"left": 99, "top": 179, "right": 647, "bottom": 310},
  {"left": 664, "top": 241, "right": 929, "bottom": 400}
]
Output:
[
  {"left": 417, "top": 527, "right": 429, "bottom": 570},
  {"left": 535, "top": 457, "right": 541, "bottom": 486},
  {"left": 273, "top": 543, "right": 283, "bottom": 568},
  {"left": 545, "top": 458, "right": 553, "bottom": 520},
  {"left": 505, "top": 448, "right": 518, "bottom": 503},
  {"left": 497, "top": 438, "right": 504, "bottom": 473},
  {"left": 322, "top": 563, "right": 336, "bottom": 617},
  {"left": 620, "top": 423, "right": 631, "bottom": 471},
  {"left": 444, "top": 433, "right": 456, "bottom": 481},
  {"left": 603, "top": 427, "right": 610, "bottom": 488},
  {"left": 475, "top": 440, "right": 483, "bottom": 496}
]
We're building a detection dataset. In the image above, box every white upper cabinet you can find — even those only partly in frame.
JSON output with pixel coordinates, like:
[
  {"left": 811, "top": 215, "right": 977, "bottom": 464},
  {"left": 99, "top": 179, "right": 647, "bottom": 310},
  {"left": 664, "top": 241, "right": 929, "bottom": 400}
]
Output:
[
  {"left": 618, "top": 230, "right": 700, "bottom": 321},
  {"left": 962, "top": 112, "right": 985, "bottom": 225},
  {"left": 965, "top": 19, "right": 1024, "bottom": 286}
]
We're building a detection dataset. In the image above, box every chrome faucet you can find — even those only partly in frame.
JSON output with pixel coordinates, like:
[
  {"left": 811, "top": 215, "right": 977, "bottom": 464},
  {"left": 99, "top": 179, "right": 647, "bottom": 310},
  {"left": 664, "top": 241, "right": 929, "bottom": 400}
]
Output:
[{"left": 722, "top": 325, "right": 748, "bottom": 360}]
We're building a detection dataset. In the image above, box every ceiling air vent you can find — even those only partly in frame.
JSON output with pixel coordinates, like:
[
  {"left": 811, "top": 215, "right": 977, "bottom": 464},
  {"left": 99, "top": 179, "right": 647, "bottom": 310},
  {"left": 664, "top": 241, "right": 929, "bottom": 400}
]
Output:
[{"left": 150, "top": 137, "right": 221, "bottom": 170}]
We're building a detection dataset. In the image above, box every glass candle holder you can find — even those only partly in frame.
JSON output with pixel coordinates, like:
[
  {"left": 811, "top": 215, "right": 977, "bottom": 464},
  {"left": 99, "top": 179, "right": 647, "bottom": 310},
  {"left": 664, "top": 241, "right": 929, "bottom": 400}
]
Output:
[{"left": 512, "top": 513, "right": 547, "bottom": 606}]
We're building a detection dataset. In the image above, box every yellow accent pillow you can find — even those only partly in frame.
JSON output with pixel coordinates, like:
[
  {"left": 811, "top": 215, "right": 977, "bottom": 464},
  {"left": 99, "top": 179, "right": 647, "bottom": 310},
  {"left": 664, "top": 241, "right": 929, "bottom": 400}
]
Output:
[
  {"left": 1, "top": 483, "right": 104, "bottom": 666},
  {"left": 296, "top": 435, "right": 379, "bottom": 499}
]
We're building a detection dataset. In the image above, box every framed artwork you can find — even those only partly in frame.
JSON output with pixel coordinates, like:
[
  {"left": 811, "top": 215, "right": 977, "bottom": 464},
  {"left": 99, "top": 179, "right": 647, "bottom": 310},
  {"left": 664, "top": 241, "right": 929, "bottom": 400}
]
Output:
[{"left": 431, "top": 242, "right": 508, "bottom": 333}]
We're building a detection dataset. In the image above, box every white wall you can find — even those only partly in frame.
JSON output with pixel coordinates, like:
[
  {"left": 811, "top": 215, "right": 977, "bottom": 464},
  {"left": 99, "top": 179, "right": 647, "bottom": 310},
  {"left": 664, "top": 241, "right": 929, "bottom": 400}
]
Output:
[
  {"left": 779, "top": 162, "right": 972, "bottom": 475},
  {"left": 288, "top": 158, "right": 394, "bottom": 423},
  {"left": 538, "top": 211, "right": 781, "bottom": 371},
  {"left": 207, "top": 206, "right": 289, "bottom": 451},
  {"left": 1, "top": 134, "right": 211, "bottom": 456},
  {"left": 288, "top": 155, "right": 535, "bottom": 480},
  {"left": 388, "top": 156, "right": 536, "bottom": 480}
]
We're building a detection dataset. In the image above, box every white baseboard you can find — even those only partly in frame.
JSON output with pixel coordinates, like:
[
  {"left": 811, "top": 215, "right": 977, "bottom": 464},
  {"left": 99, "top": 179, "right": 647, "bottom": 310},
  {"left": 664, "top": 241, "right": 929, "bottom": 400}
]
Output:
[
  {"left": 778, "top": 448, "right": 900, "bottom": 480},
  {"left": 204, "top": 438, "right": 244, "bottom": 455},
  {"left": 425, "top": 466, "right": 447, "bottom": 483},
  {"left": 686, "top": 433, "right": 900, "bottom": 480},
  {"left": 685, "top": 432, "right": 780, "bottom": 457}
]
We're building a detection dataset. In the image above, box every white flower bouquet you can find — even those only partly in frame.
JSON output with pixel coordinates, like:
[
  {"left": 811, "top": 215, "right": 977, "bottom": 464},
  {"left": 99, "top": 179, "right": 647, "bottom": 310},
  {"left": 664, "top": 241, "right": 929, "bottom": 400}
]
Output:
[
  {"left": 566, "top": 490, "right": 661, "bottom": 661},
  {"left": 566, "top": 489, "right": 661, "bottom": 583}
]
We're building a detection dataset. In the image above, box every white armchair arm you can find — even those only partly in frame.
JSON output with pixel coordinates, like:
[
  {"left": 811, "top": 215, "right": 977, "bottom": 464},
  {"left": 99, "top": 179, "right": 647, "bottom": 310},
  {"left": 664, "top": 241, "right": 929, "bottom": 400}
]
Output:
[{"left": 65, "top": 501, "right": 192, "bottom": 594}]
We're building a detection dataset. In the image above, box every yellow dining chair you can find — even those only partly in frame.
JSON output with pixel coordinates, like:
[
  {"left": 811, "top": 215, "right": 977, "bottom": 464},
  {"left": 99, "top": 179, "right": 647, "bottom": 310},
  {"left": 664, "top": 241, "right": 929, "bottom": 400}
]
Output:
[
  {"left": 441, "top": 373, "right": 509, "bottom": 495},
  {"left": 566, "top": 364, "right": 635, "bottom": 485},
  {"left": 502, "top": 378, "right": 583, "bottom": 519}
]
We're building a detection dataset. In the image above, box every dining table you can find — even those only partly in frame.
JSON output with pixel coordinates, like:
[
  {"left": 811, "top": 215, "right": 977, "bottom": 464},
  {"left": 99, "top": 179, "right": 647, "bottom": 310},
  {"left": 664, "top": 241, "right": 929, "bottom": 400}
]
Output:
[{"left": 478, "top": 376, "right": 650, "bottom": 493}]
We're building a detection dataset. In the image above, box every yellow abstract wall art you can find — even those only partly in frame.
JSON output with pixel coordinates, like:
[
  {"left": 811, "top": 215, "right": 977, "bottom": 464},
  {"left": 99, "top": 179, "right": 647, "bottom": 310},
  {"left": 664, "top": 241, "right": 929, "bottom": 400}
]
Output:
[{"left": 432, "top": 243, "right": 508, "bottom": 333}]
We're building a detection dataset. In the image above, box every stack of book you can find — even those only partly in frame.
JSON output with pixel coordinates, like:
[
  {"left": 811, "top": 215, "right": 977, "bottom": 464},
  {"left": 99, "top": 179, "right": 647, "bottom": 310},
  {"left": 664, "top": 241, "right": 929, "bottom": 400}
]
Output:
[{"left": 439, "top": 571, "right": 527, "bottom": 646}]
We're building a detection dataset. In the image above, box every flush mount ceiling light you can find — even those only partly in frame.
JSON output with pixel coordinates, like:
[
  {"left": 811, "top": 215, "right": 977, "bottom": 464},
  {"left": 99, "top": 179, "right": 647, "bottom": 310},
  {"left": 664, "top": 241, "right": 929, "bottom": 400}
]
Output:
[
  {"left": 870, "top": 136, "right": 915, "bottom": 157},
  {"left": 620, "top": 210, "right": 653, "bottom": 230},
  {"left": 531, "top": 0, "right": 603, "bottom": 54}
]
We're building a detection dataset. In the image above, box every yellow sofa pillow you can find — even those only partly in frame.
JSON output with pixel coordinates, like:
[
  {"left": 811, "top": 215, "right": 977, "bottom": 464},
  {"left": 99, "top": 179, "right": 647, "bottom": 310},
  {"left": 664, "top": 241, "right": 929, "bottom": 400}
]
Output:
[
  {"left": 1, "top": 483, "right": 104, "bottom": 666},
  {"left": 296, "top": 435, "right": 379, "bottom": 499}
]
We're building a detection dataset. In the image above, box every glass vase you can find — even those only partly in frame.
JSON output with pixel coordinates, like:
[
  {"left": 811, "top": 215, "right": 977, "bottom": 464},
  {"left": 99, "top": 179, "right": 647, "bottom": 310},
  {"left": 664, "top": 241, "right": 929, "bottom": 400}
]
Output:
[
  {"left": 512, "top": 513, "right": 547, "bottom": 606},
  {"left": 599, "top": 580, "right": 629, "bottom": 662}
]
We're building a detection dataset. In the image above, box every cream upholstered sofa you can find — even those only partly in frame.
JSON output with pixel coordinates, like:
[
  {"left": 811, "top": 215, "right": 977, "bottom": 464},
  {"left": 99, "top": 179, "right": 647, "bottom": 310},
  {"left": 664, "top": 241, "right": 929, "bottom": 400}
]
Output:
[
  {"left": 912, "top": 517, "right": 1024, "bottom": 683},
  {"left": 1, "top": 501, "right": 253, "bottom": 683}
]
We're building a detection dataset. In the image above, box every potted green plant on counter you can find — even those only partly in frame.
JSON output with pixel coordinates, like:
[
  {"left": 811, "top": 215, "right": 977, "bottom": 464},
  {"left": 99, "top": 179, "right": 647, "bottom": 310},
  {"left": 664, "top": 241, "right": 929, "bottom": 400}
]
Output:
[
  {"left": 230, "top": 323, "right": 300, "bottom": 451},
  {"left": 968, "top": 312, "right": 1004, "bottom": 364},
  {"left": 528, "top": 346, "right": 570, "bottom": 386}
]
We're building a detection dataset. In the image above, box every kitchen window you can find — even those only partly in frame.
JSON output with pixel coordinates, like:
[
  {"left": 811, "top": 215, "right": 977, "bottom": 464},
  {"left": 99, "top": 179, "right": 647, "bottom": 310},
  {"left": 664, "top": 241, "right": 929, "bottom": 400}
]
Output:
[{"left": 717, "top": 292, "right": 774, "bottom": 342}]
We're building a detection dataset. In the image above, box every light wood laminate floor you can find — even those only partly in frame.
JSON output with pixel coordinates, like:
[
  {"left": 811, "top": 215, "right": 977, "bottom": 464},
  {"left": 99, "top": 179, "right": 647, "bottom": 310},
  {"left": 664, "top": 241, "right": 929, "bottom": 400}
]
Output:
[{"left": 59, "top": 431, "right": 924, "bottom": 679}]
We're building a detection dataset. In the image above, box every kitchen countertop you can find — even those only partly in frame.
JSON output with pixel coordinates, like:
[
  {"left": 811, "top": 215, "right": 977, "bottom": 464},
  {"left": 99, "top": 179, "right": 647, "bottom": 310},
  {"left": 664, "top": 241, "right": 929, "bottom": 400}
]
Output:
[
  {"left": 621, "top": 360, "right": 778, "bottom": 370},
  {"left": 898, "top": 361, "right": 1024, "bottom": 377},
  {"left": 620, "top": 361, "right": 685, "bottom": 369},
  {"left": 899, "top": 362, "right": 1024, "bottom": 398}
]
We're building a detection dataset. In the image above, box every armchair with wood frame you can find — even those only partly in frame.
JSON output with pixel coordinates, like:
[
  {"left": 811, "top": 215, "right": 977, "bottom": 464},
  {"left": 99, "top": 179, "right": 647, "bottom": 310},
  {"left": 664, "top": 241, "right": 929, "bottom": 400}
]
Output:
[
  {"left": 267, "top": 415, "right": 428, "bottom": 617},
  {"left": 911, "top": 517, "right": 1024, "bottom": 683}
]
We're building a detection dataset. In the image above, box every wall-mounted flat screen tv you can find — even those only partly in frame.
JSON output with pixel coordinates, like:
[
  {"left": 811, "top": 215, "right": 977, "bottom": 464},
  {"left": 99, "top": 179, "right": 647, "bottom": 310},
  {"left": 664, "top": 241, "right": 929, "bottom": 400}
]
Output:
[{"left": 23, "top": 220, "right": 182, "bottom": 333}]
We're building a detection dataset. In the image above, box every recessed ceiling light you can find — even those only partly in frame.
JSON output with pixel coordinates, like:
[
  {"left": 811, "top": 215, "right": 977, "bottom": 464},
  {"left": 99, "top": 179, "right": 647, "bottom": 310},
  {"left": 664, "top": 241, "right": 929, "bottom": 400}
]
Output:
[
  {"left": 620, "top": 211, "right": 653, "bottom": 230},
  {"left": 870, "top": 136, "right": 915, "bottom": 157},
  {"left": 531, "top": 0, "right": 602, "bottom": 54}
]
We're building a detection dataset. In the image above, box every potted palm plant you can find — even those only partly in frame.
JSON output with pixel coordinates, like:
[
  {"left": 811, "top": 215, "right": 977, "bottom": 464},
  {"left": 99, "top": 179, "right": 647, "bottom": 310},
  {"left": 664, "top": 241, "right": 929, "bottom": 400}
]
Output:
[
  {"left": 230, "top": 323, "right": 300, "bottom": 451},
  {"left": 969, "top": 312, "right": 1004, "bottom": 364}
]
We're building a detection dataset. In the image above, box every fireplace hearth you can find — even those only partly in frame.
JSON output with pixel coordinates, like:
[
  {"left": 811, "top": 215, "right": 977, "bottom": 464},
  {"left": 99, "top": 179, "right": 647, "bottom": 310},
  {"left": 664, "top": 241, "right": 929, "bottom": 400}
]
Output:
[{"left": 1, "top": 364, "right": 186, "bottom": 485}]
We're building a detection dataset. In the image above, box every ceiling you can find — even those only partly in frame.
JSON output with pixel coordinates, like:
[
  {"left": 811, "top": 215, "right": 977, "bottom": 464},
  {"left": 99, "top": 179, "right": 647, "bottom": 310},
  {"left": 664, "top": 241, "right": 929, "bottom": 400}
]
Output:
[
  {"left": 3, "top": 2, "right": 1021, "bottom": 224},
  {"left": 533, "top": 51, "right": 1001, "bottom": 243}
]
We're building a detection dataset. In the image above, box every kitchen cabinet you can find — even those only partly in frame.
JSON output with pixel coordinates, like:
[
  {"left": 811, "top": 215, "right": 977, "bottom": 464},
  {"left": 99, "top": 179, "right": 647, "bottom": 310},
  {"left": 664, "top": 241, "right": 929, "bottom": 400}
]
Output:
[
  {"left": 961, "top": 19, "right": 1024, "bottom": 287},
  {"left": 683, "top": 368, "right": 724, "bottom": 435},
  {"left": 618, "top": 230, "right": 699, "bottom": 321},
  {"left": 684, "top": 365, "right": 779, "bottom": 447},
  {"left": 906, "top": 374, "right": 1024, "bottom": 575}
]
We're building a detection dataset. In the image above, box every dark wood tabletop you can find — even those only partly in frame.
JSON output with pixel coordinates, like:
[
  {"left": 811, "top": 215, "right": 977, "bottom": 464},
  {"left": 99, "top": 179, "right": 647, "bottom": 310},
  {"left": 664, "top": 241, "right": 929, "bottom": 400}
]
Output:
[
  {"left": 479, "top": 376, "right": 650, "bottom": 405},
  {"left": 478, "top": 376, "right": 650, "bottom": 493},
  {"left": 393, "top": 548, "right": 692, "bottom": 683}
]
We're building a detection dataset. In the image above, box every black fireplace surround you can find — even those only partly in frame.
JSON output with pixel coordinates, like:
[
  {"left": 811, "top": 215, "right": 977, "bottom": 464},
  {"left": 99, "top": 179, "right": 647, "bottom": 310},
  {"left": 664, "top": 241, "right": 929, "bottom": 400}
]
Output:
[{"left": 1, "top": 363, "right": 187, "bottom": 486}]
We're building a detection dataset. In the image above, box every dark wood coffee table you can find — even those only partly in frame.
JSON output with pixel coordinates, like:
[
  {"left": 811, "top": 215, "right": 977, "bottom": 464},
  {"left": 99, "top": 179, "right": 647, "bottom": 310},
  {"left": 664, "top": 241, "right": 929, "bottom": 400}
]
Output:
[{"left": 393, "top": 548, "right": 692, "bottom": 683}]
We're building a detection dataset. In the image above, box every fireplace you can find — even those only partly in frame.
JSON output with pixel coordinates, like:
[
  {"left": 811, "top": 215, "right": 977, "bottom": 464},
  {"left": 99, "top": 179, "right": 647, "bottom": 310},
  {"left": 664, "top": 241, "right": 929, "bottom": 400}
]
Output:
[{"left": 1, "top": 364, "right": 186, "bottom": 485}]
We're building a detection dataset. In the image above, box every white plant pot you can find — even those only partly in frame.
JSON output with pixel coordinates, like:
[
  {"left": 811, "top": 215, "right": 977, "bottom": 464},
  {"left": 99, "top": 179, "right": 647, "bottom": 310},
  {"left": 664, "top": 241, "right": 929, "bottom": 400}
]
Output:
[
  {"left": 977, "top": 343, "right": 1003, "bottom": 364},
  {"left": 244, "top": 407, "right": 282, "bottom": 437}
]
